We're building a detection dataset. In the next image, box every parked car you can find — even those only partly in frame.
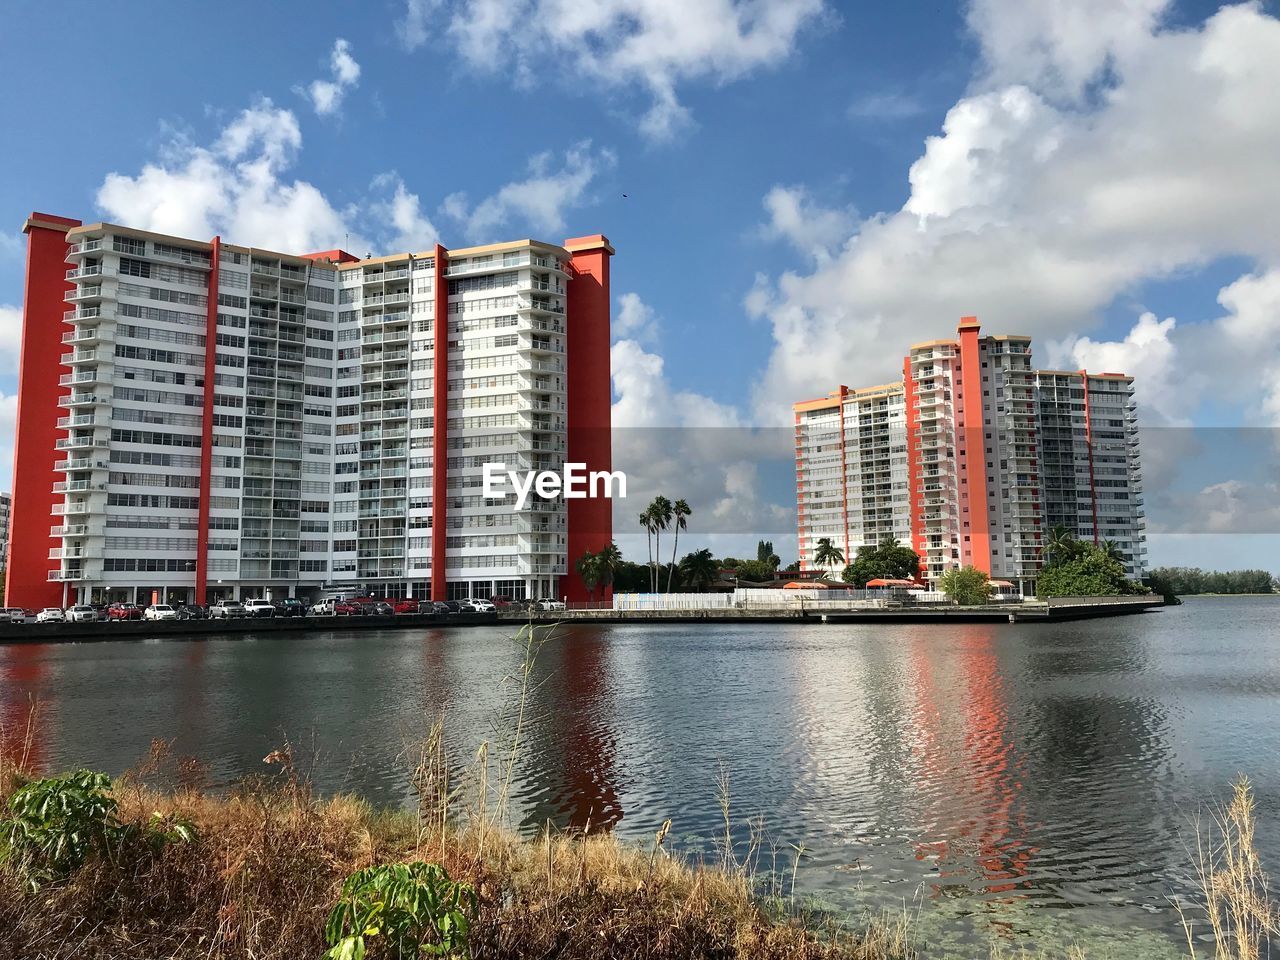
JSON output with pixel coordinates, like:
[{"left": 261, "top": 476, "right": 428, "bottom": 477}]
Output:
[
  {"left": 243, "top": 599, "right": 275, "bottom": 618},
  {"left": 210, "top": 599, "right": 247, "bottom": 619},
  {"left": 274, "top": 598, "right": 307, "bottom": 617},
  {"left": 441, "top": 600, "right": 464, "bottom": 613},
  {"left": 0, "top": 607, "right": 29, "bottom": 622},
  {"left": 107, "top": 602, "right": 143, "bottom": 621},
  {"left": 36, "top": 607, "right": 66, "bottom": 623},
  {"left": 66, "top": 605, "right": 99, "bottom": 623},
  {"left": 465, "top": 598, "right": 496, "bottom": 613},
  {"left": 536, "top": 598, "right": 566, "bottom": 611},
  {"left": 431, "top": 601, "right": 452, "bottom": 614},
  {"left": 363, "top": 600, "right": 394, "bottom": 616},
  {"left": 144, "top": 604, "right": 179, "bottom": 621},
  {"left": 490, "top": 596, "right": 513, "bottom": 609},
  {"left": 391, "top": 598, "right": 419, "bottom": 614},
  {"left": 178, "top": 604, "right": 208, "bottom": 620}
]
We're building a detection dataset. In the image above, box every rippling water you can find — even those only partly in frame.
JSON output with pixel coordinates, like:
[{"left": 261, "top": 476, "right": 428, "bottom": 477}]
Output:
[{"left": 3, "top": 597, "right": 1279, "bottom": 955}]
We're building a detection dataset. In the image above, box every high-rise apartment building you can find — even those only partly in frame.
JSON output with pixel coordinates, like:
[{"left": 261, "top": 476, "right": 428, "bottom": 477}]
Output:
[
  {"left": 7, "top": 213, "right": 613, "bottom": 608},
  {"left": 0, "top": 492, "right": 10, "bottom": 570},
  {"left": 794, "top": 318, "right": 1145, "bottom": 592}
]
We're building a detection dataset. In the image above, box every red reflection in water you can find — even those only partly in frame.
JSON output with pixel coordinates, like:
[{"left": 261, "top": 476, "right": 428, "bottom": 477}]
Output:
[
  {"left": 547, "top": 629, "right": 622, "bottom": 832},
  {"left": 0, "top": 646, "right": 49, "bottom": 772},
  {"left": 908, "top": 627, "right": 1037, "bottom": 897}
]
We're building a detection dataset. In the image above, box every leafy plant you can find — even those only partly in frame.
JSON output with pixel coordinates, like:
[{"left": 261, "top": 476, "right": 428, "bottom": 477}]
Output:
[
  {"left": 0, "top": 769, "right": 196, "bottom": 888},
  {"left": 938, "top": 565, "right": 992, "bottom": 605},
  {"left": 323, "top": 862, "right": 476, "bottom": 959},
  {"left": 1, "top": 770, "right": 121, "bottom": 884}
]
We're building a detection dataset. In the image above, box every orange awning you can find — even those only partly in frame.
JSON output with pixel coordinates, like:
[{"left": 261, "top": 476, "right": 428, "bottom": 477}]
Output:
[{"left": 783, "top": 581, "right": 828, "bottom": 589}]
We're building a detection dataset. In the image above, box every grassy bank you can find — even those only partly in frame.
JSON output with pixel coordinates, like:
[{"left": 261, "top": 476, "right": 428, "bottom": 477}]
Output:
[{"left": 0, "top": 741, "right": 911, "bottom": 960}]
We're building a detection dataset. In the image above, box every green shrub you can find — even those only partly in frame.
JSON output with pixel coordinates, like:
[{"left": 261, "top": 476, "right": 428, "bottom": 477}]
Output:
[
  {"left": 323, "top": 861, "right": 476, "bottom": 959},
  {"left": 0, "top": 769, "right": 196, "bottom": 888},
  {"left": 938, "top": 565, "right": 991, "bottom": 605},
  {"left": 1037, "top": 548, "right": 1139, "bottom": 598}
]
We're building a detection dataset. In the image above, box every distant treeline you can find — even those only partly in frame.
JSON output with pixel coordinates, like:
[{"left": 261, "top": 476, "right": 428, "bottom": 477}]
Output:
[{"left": 1148, "top": 567, "right": 1276, "bottom": 596}]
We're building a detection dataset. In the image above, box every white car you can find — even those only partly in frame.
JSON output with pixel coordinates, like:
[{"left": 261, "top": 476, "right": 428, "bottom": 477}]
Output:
[
  {"left": 35, "top": 607, "right": 66, "bottom": 623},
  {"left": 143, "top": 604, "right": 179, "bottom": 621},
  {"left": 0, "top": 607, "right": 29, "bottom": 623},
  {"left": 66, "top": 605, "right": 99, "bottom": 622},
  {"left": 536, "top": 598, "right": 566, "bottom": 611},
  {"left": 243, "top": 599, "right": 276, "bottom": 618},
  {"left": 210, "top": 600, "right": 247, "bottom": 619},
  {"left": 465, "top": 598, "right": 496, "bottom": 612}
]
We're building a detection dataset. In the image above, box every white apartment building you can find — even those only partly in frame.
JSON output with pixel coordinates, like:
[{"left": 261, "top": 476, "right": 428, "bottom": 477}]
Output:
[{"left": 12, "top": 217, "right": 613, "bottom": 608}]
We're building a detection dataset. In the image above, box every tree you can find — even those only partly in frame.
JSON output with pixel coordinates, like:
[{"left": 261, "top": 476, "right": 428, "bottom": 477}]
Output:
[
  {"left": 679, "top": 548, "right": 718, "bottom": 592},
  {"left": 596, "top": 541, "right": 622, "bottom": 597},
  {"left": 666, "top": 499, "right": 691, "bottom": 593},
  {"left": 638, "top": 511, "right": 655, "bottom": 593},
  {"left": 783, "top": 559, "right": 801, "bottom": 573},
  {"left": 1041, "top": 524, "right": 1084, "bottom": 567},
  {"left": 755, "top": 540, "right": 780, "bottom": 569},
  {"left": 648, "top": 496, "right": 673, "bottom": 592},
  {"left": 1146, "top": 567, "right": 1276, "bottom": 596},
  {"left": 1037, "top": 545, "right": 1145, "bottom": 598},
  {"left": 734, "top": 559, "right": 775, "bottom": 583},
  {"left": 840, "top": 537, "right": 922, "bottom": 587},
  {"left": 812, "top": 537, "right": 845, "bottom": 571},
  {"left": 939, "top": 566, "right": 991, "bottom": 605},
  {"left": 574, "top": 550, "right": 601, "bottom": 602},
  {"left": 1100, "top": 540, "right": 1125, "bottom": 562}
]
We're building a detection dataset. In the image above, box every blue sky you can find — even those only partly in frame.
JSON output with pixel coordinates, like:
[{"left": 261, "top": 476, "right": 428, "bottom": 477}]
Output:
[{"left": 2, "top": 0, "right": 1279, "bottom": 569}]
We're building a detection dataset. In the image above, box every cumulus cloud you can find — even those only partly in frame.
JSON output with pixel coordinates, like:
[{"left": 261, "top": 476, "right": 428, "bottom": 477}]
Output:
[
  {"left": 0, "top": 305, "right": 21, "bottom": 375},
  {"left": 750, "top": 4, "right": 1280, "bottom": 427},
  {"left": 302, "top": 39, "right": 361, "bottom": 117},
  {"left": 97, "top": 99, "right": 359, "bottom": 253},
  {"left": 614, "top": 293, "right": 659, "bottom": 344},
  {"left": 407, "top": 0, "right": 826, "bottom": 141},
  {"left": 760, "top": 185, "right": 856, "bottom": 264},
  {"left": 0, "top": 391, "right": 16, "bottom": 492},
  {"left": 370, "top": 174, "right": 439, "bottom": 253},
  {"left": 442, "top": 141, "right": 615, "bottom": 240}
]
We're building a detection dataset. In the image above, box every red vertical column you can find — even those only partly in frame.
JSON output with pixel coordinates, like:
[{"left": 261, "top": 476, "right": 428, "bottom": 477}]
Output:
[
  {"left": 902, "top": 356, "right": 926, "bottom": 578},
  {"left": 430, "top": 244, "right": 449, "bottom": 602},
  {"left": 1079, "top": 370, "right": 1100, "bottom": 545},
  {"left": 6, "top": 214, "right": 81, "bottom": 609},
  {"left": 563, "top": 235, "right": 614, "bottom": 603},
  {"left": 956, "top": 318, "right": 992, "bottom": 575},
  {"left": 194, "top": 237, "right": 221, "bottom": 604}
]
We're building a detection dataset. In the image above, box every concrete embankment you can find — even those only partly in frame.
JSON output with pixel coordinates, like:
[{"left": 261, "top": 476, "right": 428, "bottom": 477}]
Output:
[
  {"left": 0, "top": 611, "right": 498, "bottom": 644},
  {"left": 508, "top": 596, "right": 1165, "bottom": 625}
]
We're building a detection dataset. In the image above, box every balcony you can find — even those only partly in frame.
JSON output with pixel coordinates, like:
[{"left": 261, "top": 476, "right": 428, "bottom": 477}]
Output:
[
  {"left": 68, "top": 239, "right": 104, "bottom": 256},
  {"left": 66, "top": 265, "right": 104, "bottom": 280},
  {"left": 63, "top": 307, "right": 102, "bottom": 322},
  {"left": 64, "top": 284, "right": 104, "bottom": 302},
  {"left": 62, "top": 392, "right": 109, "bottom": 407},
  {"left": 61, "top": 328, "right": 113, "bottom": 345},
  {"left": 55, "top": 436, "right": 108, "bottom": 450}
]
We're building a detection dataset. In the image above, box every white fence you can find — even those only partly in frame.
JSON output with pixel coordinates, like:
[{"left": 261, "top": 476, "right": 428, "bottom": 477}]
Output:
[{"left": 609, "top": 588, "right": 963, "bottom": 611}]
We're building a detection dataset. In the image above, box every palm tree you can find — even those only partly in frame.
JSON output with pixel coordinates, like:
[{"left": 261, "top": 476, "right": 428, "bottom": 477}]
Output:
[
  {"left": 648, "top": 496, "right": 673, "bottom": 592},
  {"left": 679, "top": 548, "right": 718, "bottom": 592},
  {"left": 666, "top": 499, "right": 691, "bottom": 593},
  {"left": 596, "top": 541, "right": 622, "bottom": 597},
  {"left": 639, "top": 510, "right": 655, "bottom": 593},
  {"left": 575, "top": 550, "right": 601, "bottom": 602},
  {"left": 1041, "top": 524, "right": 1078, "bottom": 567},
  {"left": 813, "top": 537, "right": 845, "bottom": 571},
  {"left": 1101, "top": 540, "right": 1125, "bottom": 562}
]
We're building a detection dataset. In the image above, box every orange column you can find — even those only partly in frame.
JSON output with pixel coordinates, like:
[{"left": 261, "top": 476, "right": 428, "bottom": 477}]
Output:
[
  {"left": 431, "top": 245, "right": 449, "bottom": 601},
  {"left": 902, "top": 356, "right": 926, "bottom": 576},
  {"left": 195, "top": 237, "right": 221, "bottom": 604},
  {"left": 563, "top": 236, "right": 614, "bottom": 603},
  {"left": 956, "top": 318, "right": 992, "bottom": 575},
  {"left": 6, "top": 214, "right": 81, "bottom": 608}
]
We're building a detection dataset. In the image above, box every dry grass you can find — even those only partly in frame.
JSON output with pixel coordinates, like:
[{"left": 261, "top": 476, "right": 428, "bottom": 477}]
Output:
[{"left": 0, "top": 741, "right": 913, "bottom": 960}]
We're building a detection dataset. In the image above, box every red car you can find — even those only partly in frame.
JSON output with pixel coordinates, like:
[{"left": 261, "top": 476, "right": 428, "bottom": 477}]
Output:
[
  {"left": 333, "top": 600, "right": 361, "bottom": 616},
  {"left": 490, "top": 597, "right": 512, "bottom": 609},
  {"left": 391, "top": 598, "right": 419, "bottom": 614},
  {"left": 107, "top": 603, "right": 142, "bottom": 621}
]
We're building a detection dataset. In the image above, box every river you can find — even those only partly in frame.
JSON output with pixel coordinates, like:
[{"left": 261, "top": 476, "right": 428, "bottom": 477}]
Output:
[{"left": 2, "top": 597, "right": 1278, "bottom": 956}]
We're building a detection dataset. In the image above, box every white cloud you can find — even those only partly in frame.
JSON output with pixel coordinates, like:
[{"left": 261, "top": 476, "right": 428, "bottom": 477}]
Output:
[
  {"left": 413, "top": 0, "right": 825, "bottom": 141},
  {"left": 969, "top": 0, "right": 1170, "bottom": 100},
  {"left": 442, "top": 141, "right": 615, "bottom": 240},
  {"left": 0, "top": 305, "right": 21, "bottom": 375},
  {"left": 848, "top": 91, "right": 925, "bottom": 121},
  {"left": 749, "top": 4, "right": 1280, "bottom": 427},
  {"left": 614, "top": 293, "right": 659, "bottom": 344},
  {"left": 0, "top": 391, "right": 16, "bottom": 492},
  {"left": 760, "top": 185, "right": 856, "bottom": 264},
  {"left": 1051, "top": 312, "right": 1185, "bottom": 424},
  {"left": 370, "top": 174, "right": 439, "bottom": 253},
  {"left": 398, "top": 0, "right": 442, "bottom": 51},
  {"left": 303, "top": 39, "right": 361, "bottom": 117}
]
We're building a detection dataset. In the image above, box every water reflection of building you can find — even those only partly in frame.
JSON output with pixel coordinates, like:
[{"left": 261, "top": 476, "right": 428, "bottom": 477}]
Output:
[
  {"left": 520, "top": 626, "right": 622, "bottom": 833},
  {"left": 0, "top": 645, "right": 48, "bottom": 772}
]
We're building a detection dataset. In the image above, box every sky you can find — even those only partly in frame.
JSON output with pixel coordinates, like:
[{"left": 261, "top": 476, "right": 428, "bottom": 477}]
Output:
[{"left": 1, "top": 0, "right": 1279, "bottom": 570}]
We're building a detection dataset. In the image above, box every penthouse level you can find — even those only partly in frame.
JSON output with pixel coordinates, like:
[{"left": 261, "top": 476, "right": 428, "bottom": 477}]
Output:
[{"left": 7, "top": 213, "right": 615, "bottom": 610}]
